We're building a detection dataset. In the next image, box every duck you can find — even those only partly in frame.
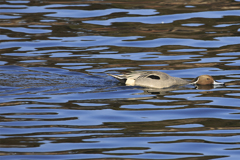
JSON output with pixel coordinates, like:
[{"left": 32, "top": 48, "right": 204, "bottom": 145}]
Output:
[{"left": 108, "top": 71, "right": 224, "bottom": 89}]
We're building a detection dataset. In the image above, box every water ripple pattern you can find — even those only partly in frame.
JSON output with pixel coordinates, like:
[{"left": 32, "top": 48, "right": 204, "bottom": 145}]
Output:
[{"left": 0, "top": 1, "right": 240, "bottom": 160}]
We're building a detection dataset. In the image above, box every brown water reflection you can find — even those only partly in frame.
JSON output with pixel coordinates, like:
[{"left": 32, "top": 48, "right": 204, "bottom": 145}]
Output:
[{"left": 0, "top": 0, "right": 240, "bottom": 160}]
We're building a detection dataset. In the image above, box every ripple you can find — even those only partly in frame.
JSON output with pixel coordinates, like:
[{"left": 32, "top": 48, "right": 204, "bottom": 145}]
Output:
[
  {"left": 1, "top": 1, "right": 240, "bottom": 160},
  {"left": 83, "top": 10, "right": 240, "bottom": 25},
  {"left": 0, "top": 27, "right": 51, "bottom": 34}
]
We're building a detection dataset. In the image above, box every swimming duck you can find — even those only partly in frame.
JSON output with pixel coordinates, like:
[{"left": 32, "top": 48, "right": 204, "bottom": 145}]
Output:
[{"left": 108, "top": 71, "right": 224, "bottom": 88}]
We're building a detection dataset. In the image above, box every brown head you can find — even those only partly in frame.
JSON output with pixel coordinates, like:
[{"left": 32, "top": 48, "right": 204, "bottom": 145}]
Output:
[{"left": 191, "top": 75, "right": 224, "bottom": 85}]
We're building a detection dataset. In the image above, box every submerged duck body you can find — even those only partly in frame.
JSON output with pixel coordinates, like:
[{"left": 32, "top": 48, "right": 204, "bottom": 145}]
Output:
[
  {"left": 108, "top": 71, "right": 188, "bottom": 88},
  {"left": 108, "top": 71, "right": 224, "bottom": 89}
]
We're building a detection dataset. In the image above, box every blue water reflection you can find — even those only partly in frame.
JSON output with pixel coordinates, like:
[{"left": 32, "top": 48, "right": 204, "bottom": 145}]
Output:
[
  {"left": 2, "top": 36, "right": 240, "bottom": 51},
  {"left": 83, "top": 10, "right": 240, "bottom": 25},
  {"left": 0, "top": 1, "right": 240, "bottom": 160}
]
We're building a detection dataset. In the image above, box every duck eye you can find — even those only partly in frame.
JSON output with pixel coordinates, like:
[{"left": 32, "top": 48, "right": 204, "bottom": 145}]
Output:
[{"left": 147, "top": 75, "right": 160, "bottom": 80}]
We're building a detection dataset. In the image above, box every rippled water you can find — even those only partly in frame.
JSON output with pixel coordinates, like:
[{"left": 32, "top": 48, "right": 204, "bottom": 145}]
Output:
[{"left": 1, "top": 0, "right": 240, "bottom": 160}]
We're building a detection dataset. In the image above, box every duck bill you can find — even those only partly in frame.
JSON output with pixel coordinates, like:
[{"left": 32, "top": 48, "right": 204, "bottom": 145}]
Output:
[{"left": 213, "top": 81, "right": 225, "bottom": 85}]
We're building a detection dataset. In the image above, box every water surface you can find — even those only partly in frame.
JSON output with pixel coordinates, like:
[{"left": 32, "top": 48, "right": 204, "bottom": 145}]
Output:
[{"left": 0, "top": 0, "right": 240, "bottom": 160}]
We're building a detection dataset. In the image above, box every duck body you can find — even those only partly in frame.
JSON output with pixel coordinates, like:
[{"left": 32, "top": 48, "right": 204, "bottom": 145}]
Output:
[
  {"left": 108, "top": 71, "right": 224, "bottom": 89},
  {"left": 108, "top": 71, "right": 188, "bottom": 88}
]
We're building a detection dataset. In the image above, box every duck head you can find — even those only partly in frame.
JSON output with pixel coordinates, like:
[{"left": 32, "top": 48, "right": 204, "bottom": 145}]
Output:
[{"left": 191, "top": 75, "right": 224, "bottom": 86}]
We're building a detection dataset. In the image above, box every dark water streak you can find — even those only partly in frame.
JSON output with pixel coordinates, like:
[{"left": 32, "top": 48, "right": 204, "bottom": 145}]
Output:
[{"left": 0, "top": 0, "right": 240, "bottom": 160}]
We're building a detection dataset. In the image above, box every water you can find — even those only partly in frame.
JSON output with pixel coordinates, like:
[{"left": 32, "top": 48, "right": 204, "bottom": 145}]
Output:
[{"left": 0, "top": 0, "right": 240, "bottom": 160}]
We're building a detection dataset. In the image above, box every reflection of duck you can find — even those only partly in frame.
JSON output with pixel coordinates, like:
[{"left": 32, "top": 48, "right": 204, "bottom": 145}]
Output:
[{"left": 108, "top": 71, "right": 224, "bottom": 89}]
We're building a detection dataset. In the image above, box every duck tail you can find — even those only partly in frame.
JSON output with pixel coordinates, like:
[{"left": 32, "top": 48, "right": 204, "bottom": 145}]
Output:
[
  {"left": 107, "top": 73, "right": 125, "bottom": 79},
  {"left": 107, "top": 73, "right": 127, "bottom": 83}
]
